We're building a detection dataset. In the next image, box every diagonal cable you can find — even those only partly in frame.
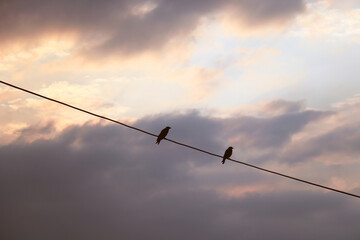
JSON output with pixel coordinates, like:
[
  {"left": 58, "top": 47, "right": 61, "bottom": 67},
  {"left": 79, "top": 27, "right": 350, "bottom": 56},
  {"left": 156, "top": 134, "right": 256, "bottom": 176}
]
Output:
[{"left": 1, "top": 80, "right": 359, "bottom": 199}]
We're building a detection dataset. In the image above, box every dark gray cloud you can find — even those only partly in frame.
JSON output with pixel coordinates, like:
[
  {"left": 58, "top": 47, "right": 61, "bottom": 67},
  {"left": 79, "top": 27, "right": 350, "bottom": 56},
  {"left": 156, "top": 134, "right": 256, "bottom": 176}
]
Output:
[
  {"left": 1, "top": 109, "right": 360, "bottom": 240},
  {"left": 14, "top": 121, "right": 56, "bottom": 142},
  {"left": 282, "top": 124, "right": 360, "bottom": 164},
  {"left": 263, "top": 99, "right": 305, "bottom": 115},
  {"left": 224, "top": 109, "right": 332, "bottom": 149},
  {"left": 0, "top": 0, "right": 305, "bottom": 56}
]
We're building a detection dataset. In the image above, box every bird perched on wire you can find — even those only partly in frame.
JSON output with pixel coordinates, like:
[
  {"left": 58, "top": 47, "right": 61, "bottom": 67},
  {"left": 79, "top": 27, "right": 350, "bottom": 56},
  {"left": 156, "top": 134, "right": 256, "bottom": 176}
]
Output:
[
  {"left": 156, "top": 126, "right": 171, "bottom": 144},
  {"left": 222, "top": 146, "right": 233, "bottom": 164}
]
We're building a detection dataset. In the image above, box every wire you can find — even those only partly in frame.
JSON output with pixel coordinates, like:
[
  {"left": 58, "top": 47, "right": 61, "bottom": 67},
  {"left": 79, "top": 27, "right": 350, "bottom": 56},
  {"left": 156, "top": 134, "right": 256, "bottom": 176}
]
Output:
[{"left": 1, "top": 80, "right": 359, "bottom": 199}]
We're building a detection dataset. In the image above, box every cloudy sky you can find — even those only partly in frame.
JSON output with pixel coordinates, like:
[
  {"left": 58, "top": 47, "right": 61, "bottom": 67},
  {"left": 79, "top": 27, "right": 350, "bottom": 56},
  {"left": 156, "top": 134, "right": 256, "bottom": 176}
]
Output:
[{"left": 1, "top": 0, "right": 360, "bottom": 239}]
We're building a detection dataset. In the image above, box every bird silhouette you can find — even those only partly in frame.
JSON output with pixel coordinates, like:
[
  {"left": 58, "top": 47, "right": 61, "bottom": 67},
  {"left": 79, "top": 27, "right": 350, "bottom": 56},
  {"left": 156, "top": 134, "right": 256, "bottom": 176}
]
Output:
[
  {"left": 156, "top": 126, "right": 171, "bottom": 144},
  {"left": 222, "top": 146, "right": 233, "bottom": 164}
]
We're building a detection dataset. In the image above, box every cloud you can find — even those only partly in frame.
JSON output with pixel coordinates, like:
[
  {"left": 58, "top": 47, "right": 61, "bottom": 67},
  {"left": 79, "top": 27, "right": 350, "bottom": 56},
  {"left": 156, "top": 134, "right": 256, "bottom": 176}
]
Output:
[
  {"left": 291, "top": 1, "right": 360, "bottom": 42},
  {"left": 228, "top": 0, "right": 305, "bottom": 26},
  {"left": 282, "top": 123, "right": 360, "bottom": 164},
  {"left": 1, "top": 107, "right": 360, "bottom": 239},
  {"left": 14, "top": 121, "right": 56, "bottom": 142},
  {"left": 279, "top": 96, "right": 360, "bottom": 165},
  {"left": 225, "top": 109, "right": 332, "bottom": 149},
  {"left": 0, "top": 0, "right": 306, "bottom": 56},
  {"left": 263, "top": 99, "right": 305, "bottom": 115}
]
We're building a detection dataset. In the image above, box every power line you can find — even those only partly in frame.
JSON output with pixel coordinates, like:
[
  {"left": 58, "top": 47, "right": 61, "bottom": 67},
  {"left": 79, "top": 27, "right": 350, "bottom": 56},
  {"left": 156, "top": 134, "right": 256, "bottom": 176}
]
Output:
[{"left": 1, "top": 80, "right": 359, "bottom": 200}]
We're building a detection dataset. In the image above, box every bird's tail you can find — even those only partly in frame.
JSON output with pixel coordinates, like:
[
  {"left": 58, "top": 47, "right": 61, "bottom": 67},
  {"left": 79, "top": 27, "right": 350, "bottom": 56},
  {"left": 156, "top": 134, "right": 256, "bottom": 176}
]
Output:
[
  {"left": 222, "top": 158, "right": 225, "bottom": 164},
  {"left": 156, "top": 140, "right": 160, "bottom": 144}
]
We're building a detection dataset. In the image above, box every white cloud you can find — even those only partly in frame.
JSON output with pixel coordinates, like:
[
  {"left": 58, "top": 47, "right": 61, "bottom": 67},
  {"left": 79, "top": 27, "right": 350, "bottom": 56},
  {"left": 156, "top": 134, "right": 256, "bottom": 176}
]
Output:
[{"left": 292, "top": 1, "right": 360, "bottom": 42}]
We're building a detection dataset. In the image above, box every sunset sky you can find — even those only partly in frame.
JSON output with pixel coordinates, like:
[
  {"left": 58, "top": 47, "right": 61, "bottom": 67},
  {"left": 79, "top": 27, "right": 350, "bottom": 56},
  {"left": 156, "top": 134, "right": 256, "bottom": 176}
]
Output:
[{"left": 1, "top": 0, "right": 360, "bottom": 239}]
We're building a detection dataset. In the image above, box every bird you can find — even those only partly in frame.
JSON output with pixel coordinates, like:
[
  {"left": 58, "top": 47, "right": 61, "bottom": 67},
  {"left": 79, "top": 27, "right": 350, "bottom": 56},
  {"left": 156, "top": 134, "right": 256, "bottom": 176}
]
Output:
[
  {"left": 222, "top": 146, "right": 233, "bottom": 164},
  {"left": 156, "top": 126, "right": 171, "bottom": 144}
]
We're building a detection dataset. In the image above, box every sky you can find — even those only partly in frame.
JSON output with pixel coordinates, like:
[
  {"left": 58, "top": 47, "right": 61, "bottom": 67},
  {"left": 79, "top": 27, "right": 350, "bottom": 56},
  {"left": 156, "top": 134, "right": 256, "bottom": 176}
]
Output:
[{"left": 0, "top": 0, "right": 360, "bottom": 239}]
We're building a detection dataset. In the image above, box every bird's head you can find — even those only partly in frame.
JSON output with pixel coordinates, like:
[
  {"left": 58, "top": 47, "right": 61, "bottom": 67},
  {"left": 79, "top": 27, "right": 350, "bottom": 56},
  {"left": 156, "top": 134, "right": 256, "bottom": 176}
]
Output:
[
  {"left": 229, "top": 146, "right": 233, "bottom": 149},
  {"left": 166, "top": 126, "right": 171, "bottom": 129}
]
